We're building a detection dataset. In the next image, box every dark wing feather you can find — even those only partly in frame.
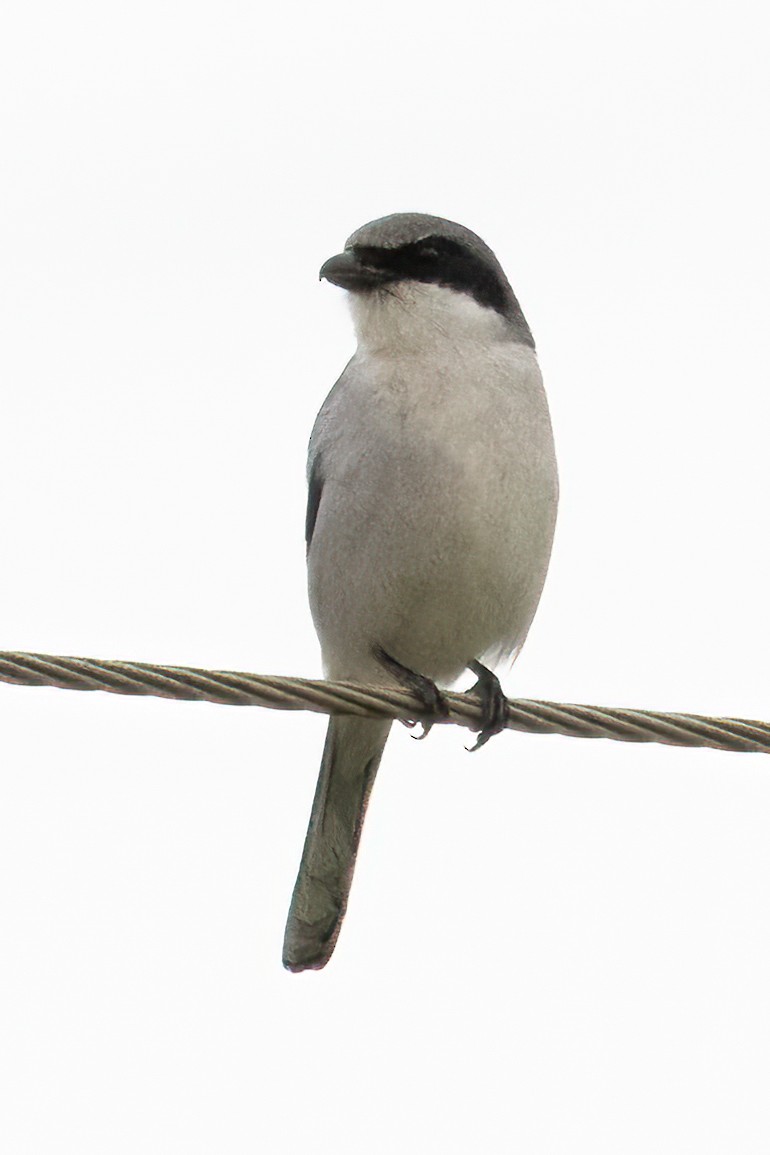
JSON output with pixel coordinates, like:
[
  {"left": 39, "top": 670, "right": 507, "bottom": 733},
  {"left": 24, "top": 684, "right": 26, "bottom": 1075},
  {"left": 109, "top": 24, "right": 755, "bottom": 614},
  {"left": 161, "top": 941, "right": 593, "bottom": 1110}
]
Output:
[{"left": 305, "top": 453, "right": 324, "bottom": 551}]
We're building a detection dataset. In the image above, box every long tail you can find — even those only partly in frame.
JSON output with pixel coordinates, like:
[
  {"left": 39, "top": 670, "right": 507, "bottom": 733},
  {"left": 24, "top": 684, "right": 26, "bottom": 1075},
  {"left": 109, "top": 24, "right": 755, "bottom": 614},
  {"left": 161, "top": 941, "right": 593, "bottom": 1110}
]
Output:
[{"left": 283, "top": 715, "right": 392, "bottom": 972}]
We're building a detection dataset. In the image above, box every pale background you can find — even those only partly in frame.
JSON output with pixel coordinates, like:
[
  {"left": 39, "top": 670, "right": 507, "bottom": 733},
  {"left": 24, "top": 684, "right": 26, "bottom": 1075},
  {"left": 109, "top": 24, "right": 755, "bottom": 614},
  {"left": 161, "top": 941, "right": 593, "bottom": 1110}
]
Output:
[{"left": 1, "top": 1, "right": 769, "bottom": 1151}]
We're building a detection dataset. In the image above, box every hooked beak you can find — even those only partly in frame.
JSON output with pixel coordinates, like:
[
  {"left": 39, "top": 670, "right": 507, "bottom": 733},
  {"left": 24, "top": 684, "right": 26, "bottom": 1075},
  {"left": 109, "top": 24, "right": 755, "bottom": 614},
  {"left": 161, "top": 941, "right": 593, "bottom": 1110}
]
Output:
[{"left": 319, "top": 250, "right": 393, "bottom": 291}]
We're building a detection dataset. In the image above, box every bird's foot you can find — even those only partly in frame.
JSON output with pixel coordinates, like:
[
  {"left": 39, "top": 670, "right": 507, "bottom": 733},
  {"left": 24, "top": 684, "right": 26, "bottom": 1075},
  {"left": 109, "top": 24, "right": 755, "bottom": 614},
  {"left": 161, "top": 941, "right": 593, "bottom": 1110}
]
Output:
[
  {"left": 465, "top": 660, "right": 508, "bottom": 751},
  {"left": 374, "top": 646, "right": 449, "bottom": 740}
]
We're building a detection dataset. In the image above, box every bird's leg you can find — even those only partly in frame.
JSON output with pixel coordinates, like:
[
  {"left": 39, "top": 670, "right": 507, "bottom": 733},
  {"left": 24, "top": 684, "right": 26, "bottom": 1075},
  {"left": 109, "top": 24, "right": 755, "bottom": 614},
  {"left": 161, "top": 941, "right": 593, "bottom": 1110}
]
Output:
[
  {"left": 465, "top": 660, "right": 508, "bottom": 751},
  {"left": 373, "top": 646, "right": 450, "bottom": 740}
]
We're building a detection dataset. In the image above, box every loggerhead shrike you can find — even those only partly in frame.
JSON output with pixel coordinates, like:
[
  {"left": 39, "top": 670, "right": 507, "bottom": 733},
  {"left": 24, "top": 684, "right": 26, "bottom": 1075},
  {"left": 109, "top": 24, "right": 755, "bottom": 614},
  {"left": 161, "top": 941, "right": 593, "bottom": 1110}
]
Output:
[{"left": 283, "top": 213, "right": 558, "bottom": 971}]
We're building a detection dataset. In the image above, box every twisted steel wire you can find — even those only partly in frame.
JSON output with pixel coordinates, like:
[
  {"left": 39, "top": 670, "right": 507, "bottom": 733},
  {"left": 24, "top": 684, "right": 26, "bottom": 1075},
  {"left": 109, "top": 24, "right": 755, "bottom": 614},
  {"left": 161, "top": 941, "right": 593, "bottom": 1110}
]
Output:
[{"left": 1, "top": 650, "right": 769, "bottom": 755}]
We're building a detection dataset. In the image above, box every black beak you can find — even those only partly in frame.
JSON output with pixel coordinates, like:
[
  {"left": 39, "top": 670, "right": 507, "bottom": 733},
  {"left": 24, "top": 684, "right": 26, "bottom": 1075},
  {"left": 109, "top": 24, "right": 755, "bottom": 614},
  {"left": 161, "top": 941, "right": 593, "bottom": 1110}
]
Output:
[{"left": 319, "top": 250, "right": 392, "bottom": 291}]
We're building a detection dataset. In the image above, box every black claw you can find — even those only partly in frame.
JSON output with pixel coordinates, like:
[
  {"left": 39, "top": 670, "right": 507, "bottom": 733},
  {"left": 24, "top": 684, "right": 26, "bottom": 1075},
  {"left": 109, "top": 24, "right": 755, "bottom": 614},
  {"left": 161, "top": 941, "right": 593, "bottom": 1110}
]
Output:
[
  {"left": 374, "top": 646, "right": 449, "bottom": 739},
  {"left": 465, "top": 660, "right": 508, "bottom": 751}
]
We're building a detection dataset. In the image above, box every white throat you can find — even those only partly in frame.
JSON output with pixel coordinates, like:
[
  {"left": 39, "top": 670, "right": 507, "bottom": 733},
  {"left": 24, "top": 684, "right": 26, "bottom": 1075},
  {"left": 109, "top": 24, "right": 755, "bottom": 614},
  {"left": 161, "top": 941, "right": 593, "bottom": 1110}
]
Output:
[{"left": 348, "top": 282, "right": 513, "bottom": 356}]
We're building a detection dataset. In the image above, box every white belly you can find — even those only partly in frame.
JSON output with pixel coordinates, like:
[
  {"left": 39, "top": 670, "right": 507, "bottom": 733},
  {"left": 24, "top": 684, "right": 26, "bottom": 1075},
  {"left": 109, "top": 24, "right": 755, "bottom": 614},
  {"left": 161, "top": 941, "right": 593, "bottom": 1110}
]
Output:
[{"left": 308, "top": 341, "right": 558, "bottom": 686}]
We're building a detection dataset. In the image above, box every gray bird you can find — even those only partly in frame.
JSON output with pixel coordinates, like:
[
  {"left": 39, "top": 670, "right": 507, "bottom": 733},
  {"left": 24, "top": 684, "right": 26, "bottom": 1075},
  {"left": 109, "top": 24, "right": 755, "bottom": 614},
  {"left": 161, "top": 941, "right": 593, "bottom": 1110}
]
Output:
[{"left": 283, "top": 212, "right": 558, "bottom": 971}]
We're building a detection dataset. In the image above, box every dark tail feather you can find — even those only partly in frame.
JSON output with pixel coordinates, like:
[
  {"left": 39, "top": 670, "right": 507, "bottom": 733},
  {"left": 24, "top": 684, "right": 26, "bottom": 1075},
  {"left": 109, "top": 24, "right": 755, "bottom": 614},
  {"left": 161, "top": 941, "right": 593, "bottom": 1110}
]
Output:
[{"left": 283, "top": 715, "right": 391, "bottom": 972}]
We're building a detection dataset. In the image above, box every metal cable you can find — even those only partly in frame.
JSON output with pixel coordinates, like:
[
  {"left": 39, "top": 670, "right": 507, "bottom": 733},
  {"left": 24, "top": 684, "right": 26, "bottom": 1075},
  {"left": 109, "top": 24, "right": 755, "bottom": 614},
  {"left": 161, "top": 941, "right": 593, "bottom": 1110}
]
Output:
[{"left": 1, "top": 649, "right": 768, "bottom": 755}]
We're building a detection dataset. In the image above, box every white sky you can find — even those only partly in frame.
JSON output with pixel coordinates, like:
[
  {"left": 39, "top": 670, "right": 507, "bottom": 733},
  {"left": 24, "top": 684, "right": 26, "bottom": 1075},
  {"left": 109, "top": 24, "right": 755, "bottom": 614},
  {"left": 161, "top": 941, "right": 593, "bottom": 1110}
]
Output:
[{"left": 2, "top": 0, "right": 770, "bottom": 1150}]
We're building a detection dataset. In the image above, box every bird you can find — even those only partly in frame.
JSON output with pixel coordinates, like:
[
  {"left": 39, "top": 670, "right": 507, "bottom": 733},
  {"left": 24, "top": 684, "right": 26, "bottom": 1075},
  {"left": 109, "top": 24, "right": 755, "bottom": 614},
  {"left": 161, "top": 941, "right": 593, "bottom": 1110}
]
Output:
[{"left": 283, "top": 212, "right": 558, "bottom": 971}]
